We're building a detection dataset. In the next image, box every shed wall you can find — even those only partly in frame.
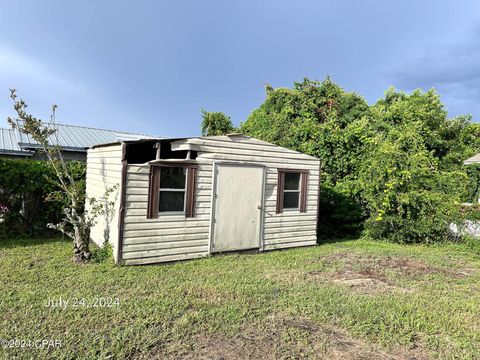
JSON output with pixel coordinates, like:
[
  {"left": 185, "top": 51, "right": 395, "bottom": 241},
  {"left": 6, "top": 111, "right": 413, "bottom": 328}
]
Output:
[
  {"left": 86, "top": 144, "right": 123, "bottom": 261},
  {"left": 121, "top": 136, "right": 320, "bottom": 265}
]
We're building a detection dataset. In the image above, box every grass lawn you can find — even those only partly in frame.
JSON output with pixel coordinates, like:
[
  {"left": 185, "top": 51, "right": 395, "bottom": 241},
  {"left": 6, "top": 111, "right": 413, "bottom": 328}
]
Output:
[{"left": 0, "top": 237, "right": 479, "bottom": 359}]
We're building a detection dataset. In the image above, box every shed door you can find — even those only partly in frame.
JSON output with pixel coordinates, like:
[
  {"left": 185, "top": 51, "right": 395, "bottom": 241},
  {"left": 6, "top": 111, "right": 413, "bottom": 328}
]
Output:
[{"left": 212, "top": 163, "right": 264, "bottom": 252}]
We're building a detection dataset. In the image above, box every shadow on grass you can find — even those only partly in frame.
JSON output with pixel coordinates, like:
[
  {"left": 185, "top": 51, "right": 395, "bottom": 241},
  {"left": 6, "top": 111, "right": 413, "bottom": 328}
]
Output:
[
  {"left": 317, "top": 235, "right": 358, "bottom": 245},
  {"left": 0, "top": 236, "right": 70, "bottom": 250}
]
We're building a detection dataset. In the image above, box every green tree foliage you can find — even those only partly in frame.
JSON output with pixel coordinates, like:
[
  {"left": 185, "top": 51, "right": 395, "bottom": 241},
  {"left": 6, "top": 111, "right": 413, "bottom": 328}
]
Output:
[
  {"left": 241, "top": 78, "right": 371, "bottom": 236},
  {"left": 242, "top": 78, "right": 370, "bottom": 182},
  {"left": 201, "top": 109, "right": 236, "bottom": 136},
  {"left": 240, "top": 78, "right": 480, "bottom": 242},
  {"left": 357, "top": 122, "right": 466, "bottom": 243}
]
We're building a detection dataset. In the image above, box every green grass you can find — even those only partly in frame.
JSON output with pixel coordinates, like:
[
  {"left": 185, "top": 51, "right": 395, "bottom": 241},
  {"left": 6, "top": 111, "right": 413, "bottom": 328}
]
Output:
[{"left": 0, "top": 237, "right": 479, "bottom": 359}]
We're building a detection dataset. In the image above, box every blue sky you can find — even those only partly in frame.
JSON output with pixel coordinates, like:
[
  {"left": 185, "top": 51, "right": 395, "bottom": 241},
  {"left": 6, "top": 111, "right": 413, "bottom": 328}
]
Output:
[{"left": 0, "top": 1, "right": 479, "bottom": 137}]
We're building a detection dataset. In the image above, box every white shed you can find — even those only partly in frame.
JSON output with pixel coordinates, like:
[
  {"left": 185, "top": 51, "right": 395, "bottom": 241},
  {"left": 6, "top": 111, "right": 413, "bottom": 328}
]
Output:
[{"left": 86, "top": 135, "right": 320, "bottom": 265}]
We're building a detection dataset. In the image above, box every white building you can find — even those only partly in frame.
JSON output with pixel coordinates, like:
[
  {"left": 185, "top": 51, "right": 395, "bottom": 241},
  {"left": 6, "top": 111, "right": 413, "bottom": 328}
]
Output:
[{"left": 86, "top": 135, "right": 320, "bottom": 265}]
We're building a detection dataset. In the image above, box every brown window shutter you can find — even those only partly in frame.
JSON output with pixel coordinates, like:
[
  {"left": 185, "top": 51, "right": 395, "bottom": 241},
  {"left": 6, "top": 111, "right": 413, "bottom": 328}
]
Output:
[
  {"left": 185, "top": 166, "right": 197, "bottom": 218},
  {"left": 147, "top": 166, "right": 160, "bottom": 219},
  {"left": 276, "top": 171, "right": 285, "bottom": 214},
  {"left": 299, "top": 172, "right": 308, "bottom": 213}
]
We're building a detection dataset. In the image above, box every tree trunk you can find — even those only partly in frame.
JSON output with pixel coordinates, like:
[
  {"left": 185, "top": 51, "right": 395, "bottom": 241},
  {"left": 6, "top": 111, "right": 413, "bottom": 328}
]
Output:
[{"left": 73, "top": 226, "right": 91, "bottom": 263}]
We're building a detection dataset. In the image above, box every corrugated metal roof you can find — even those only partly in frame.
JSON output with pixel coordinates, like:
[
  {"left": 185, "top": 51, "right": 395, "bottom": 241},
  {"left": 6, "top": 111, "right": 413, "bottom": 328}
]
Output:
[
  {"left": 13, "top": 121, "right": 158, "bottom": 152},
  {"left": 0, "top": 127, "right": 32, "bottom": 156},
  {"left": 464, "top": 153, "right": 480, "bottom": 164}
]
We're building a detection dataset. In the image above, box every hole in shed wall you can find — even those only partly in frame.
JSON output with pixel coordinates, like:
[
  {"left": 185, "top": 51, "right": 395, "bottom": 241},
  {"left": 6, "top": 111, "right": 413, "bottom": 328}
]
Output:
[
  {"left": 125, "top": 140, "right": 198, "bottom": 164},
  {"left": 125, "top": 141, "right": 157, "bottom": 164},
  {"left": 159, "top": 142, "right": 197, "bottom": 160}
]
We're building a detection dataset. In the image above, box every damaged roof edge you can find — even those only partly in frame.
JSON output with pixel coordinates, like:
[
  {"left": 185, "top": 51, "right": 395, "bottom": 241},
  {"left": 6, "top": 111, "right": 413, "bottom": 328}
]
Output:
[
  {"left": 89, "top": 137, "right": 188, "bottom": 149},
  {"left": 88, "top": 134, "right": 251, "bottom": 150},
  {"left": 18, "top": 143, "right": 89, "bottom": 152}
]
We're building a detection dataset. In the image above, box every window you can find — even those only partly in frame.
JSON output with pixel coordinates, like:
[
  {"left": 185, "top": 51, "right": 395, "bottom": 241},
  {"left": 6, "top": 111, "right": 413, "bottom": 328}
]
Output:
[
  {"left": 283, "top": 172, "right": 301, "bottom": 209},
  {"left": 276, "top": 169, "right": 308, "bottom": 213},
  {"left": 159, "top": 167, "right": 186, "bottom": 212},
  {"left": 147, "top": 163, "right": 197, "bottom": 218}
]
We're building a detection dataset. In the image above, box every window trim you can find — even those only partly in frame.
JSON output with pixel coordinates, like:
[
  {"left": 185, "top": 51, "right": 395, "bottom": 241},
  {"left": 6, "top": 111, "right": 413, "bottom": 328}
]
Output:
[
  {"left": 147, "top": 162, "right": 198, "bottom": 218},
  {"left": 158, "top": 167, "right": 187, "bottom": 213},
  {"left": 276, "top": 169, "right": 309, "bottom": 214}
]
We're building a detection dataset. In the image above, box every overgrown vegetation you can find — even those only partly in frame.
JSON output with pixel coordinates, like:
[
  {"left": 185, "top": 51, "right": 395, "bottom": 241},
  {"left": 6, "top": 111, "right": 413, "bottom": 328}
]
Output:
[
  {"left": 1, "top": 237, "right": 479, "bottom": 359},
  {"left": 0, "top": 158, "right": 85, "bottom": 239},
  {"left": 237, "top": 78, "right": 480, "bottom": 242}
]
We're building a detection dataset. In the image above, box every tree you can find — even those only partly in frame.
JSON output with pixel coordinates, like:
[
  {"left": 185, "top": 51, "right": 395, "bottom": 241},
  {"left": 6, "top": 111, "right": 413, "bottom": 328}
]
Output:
[
  {"left": 241, "top": 78, "right": 371, "bottom": 184},
  {"left": 357, "top": 122, "right": 466, "bottom": 243},
  {"left": 200, "top": 108, "right": 236, "bottom": 136},
  {"left": 241, "top": 78, "right": 371, "bottom": 236},
  {"left": 7, "top": 90, "right": 117, "bottom": 262},
  {"left": 355, "top": 87, "right": 475, "bottom": 242},
  {"left": 240, "top": 79, "right": 480, "bottom": 241}
]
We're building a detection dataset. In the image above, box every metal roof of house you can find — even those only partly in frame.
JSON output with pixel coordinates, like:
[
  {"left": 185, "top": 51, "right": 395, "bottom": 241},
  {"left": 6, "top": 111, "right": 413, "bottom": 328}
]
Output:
[
  {"left": 1, "top": 122, "right": 157, "bottom": 155},
  {"left": 464, "top": 153, "right": 480, "bottom": 164},
  {"left": 0, "top": 128, "right": 32, "bottom": 156}
]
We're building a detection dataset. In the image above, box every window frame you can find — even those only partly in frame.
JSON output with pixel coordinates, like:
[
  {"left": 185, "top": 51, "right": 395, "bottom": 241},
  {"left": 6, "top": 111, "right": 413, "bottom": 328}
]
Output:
[
  {"left": 158, "top": 167, "right": 187, "bottom": 214},
  {"left": 276, "top": 169, "right": 309, "bottom": 214},
  {"left": 283, "top": 172, "right": 301, "bottom": 210},
  {"left": 147, "top": 162, "right": 198, "bottom": 219}
]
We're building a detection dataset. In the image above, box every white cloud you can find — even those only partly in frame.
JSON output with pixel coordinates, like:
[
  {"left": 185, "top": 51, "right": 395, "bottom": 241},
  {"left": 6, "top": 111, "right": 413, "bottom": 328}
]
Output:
[{"left": 0, "top": 46, "right": 78, "bottom": 91}]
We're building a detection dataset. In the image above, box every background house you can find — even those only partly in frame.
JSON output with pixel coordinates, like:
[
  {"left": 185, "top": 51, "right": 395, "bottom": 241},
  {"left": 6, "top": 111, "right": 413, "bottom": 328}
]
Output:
[
  {"left": 0, "top": 122, "right": 155, "bottom": 161},
  {"left": 464, "top": 153, "right": 480, "bottom": 167}
]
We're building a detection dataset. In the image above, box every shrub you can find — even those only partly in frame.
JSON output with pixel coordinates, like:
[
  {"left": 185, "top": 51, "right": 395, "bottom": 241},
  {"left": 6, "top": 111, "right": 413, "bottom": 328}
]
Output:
[
  {"left": 0, "top": 158, "right": 86, "bottom": 239},
  {"left": 317, "top": 184, "right": 364, "bottom": 239},
  {"left": 358, "top": 124, "right": 465, "bottom": 243},
  {"left": 91, "top": 242, "right": 114, "bottom": 263}
]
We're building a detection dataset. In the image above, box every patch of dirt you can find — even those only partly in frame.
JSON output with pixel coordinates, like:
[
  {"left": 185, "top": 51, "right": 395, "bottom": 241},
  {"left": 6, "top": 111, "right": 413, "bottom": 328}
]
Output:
[
  {"left": 307, "top": 268, "right": 405, "bottom": 294},
  {"left": 304, "top": 252, "right": 473, "bottom": 294},
  {"left": 139, "top": 315, "right": 430, "bottom": 360},
  {"left": 319, "top": 252, "right": 469, "bottom": 278}
]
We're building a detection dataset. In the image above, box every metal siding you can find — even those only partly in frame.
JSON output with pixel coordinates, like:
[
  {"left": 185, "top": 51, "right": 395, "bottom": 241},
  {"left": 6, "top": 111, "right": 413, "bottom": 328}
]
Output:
[
  {"left": 0, "top": 128, "right": 31, "bottom": 155},
  {"left": 11, "top": 122, "right": 157, "bottom": 151}
]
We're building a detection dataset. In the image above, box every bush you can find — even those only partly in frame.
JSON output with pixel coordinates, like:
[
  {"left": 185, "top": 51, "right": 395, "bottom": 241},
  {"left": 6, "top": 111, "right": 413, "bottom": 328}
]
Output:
[
  {"left": 358, "top": 124, "right": 465, "bottom": 243},
  {"left": 460, "top": 204, "right": 480, "bottom": 221},
  {"left": 0, "top": 158, "right": 86, "bottom": 239},
  {"left": 364, "top": 190, "right": 461, "bottom": 243},
  {"left": 91, "top": 242, "right": 113, "bottom": 263},
  {"left": 317, "top": 184, "right": 364, "bottom": 239}
]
